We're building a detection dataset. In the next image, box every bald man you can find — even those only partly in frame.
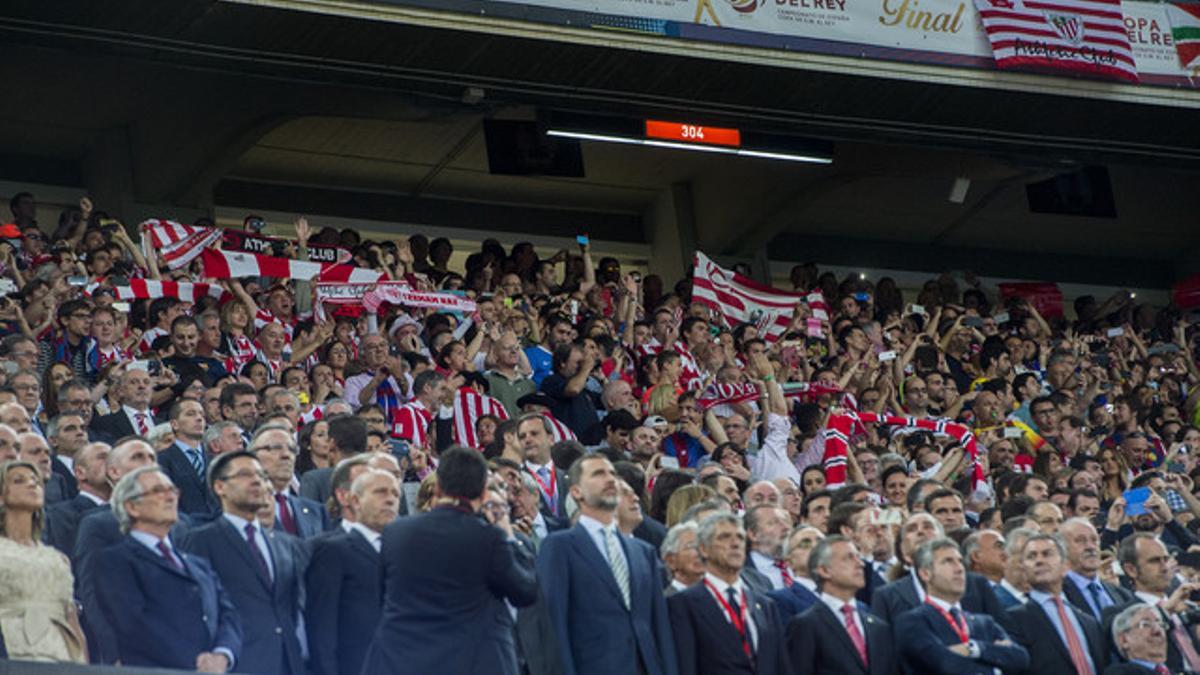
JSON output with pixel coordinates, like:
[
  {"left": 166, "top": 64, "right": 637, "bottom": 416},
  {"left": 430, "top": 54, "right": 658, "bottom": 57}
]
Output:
[{"left": 44, "top": 442, "right": 112, "bottom": 555}]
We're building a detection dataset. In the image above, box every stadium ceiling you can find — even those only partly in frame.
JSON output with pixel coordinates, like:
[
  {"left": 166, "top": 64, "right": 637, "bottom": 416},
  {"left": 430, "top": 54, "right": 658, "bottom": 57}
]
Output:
[{"left": 0, "top": 0, "right": 1198, "bottom": 287}]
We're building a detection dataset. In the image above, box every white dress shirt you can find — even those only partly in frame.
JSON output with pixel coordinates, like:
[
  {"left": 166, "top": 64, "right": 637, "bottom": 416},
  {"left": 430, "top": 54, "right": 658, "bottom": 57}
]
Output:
[
  {"left": 122, "top": 404, "right": 154, "bottom": 434},
  {"left": 703, "top": 572, "right": 758, "bottom": 649},
  {"left": 820, "top": 591, "right": 865, "bottom": 638},
  {"left": 578, "top": 514, "right": 628, "bottom": 572},
  {"left": 346, "top": 521, "right": 383, "bottom": 553},
  {"left": 750, "top": 550, "right": 786, "bottom": 590}
]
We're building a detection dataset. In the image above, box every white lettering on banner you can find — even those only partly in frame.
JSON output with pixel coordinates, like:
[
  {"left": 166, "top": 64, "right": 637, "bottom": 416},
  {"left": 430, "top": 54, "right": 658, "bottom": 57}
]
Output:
[
  {"left": 316, "top": 283, "right": 478, "bottom": 315},
  {"left": 485, "top": 0, "right": 1195, "bottom": 83}
]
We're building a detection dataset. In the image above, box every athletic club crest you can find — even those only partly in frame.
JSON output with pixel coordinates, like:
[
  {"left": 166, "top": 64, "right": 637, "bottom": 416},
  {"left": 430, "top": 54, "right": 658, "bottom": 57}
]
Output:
[
  {"left": 1045, "top": 12, "right": 1085, "bottom": 45},
  {"left": 727, "top": 0, "right": 763, "bottom": 13}
]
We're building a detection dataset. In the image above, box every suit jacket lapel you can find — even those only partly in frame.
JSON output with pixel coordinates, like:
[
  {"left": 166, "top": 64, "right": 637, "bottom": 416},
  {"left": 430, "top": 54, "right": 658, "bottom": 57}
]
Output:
[
  {"left": 896, "top": 574, "right": 919, "bottom": 608},
  {"left": 1025, "top": 601, "right": 1074, "bottom": 665},
  {"left": 127, "top": 536, "right": 191, "bottom": 580},
  {"left": 692, "top": 587, "right": 753, "bottom": 663},
  {"left": 217, "top": 518, "right": 273, "bottom": 590},
  {"left": 814, "top": 602, "right": 867, "bottom": 670},
  {"left": 345, "top": 529, "right": 378, "bottom": 561},
  {"left": 570, "top": 526, "right": 625, "bottom": 605}
]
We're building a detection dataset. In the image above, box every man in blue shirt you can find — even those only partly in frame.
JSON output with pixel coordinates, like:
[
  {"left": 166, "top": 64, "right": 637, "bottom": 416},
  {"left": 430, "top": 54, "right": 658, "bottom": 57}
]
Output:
[{"left": 525, "top": 314, "right": 575, "bottom": 386}]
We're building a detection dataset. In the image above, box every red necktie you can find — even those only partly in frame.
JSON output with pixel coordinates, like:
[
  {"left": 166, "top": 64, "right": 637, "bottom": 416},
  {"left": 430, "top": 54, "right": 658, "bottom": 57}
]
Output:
[
  {"left": 841, "top": 603, "right": 869, "bottom": 667},
  {"left": 156, "top": 541, "right": 181, "bottom": 571},
  {"left": 774, "top": 560, "right": 795, "bottom": 587},
  {"left": 135, "top": 412, "right": 149, "bottom": 436},
  {"left": 275, "top": 493, "right": 298, "bottom": 535},
  {"left": 1052, "top": 596, "right": 1093, "bottom": 675},
  {"left": 1155, "top": 665, "right": 1170, "bottom": 675}
]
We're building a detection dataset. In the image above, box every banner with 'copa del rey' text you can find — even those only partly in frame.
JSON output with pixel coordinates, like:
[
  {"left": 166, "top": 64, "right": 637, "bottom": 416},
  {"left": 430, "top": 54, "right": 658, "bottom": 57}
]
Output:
[{"left": 485, "top": 0, "right": 1195, "bottom": 86}]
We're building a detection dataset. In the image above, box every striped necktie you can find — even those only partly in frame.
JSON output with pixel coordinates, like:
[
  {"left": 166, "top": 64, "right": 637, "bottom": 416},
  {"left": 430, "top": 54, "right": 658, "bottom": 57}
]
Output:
[{"left": 604, "top": 526, "right": 630, "bottom": 609}]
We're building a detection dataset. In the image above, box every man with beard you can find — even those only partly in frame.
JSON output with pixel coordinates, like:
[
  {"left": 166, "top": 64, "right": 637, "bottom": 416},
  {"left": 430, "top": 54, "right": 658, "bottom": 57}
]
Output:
[
  {"left": 742, "top": 505, "right": 794, "bottom": 596},
  {"left": 538, "top": 455, "right": 678, "bottom": 675}
]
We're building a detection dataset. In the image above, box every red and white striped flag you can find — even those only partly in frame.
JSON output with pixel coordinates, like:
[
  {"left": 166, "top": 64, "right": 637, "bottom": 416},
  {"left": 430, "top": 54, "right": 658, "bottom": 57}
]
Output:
[
  {"left": 201, "top": 248, "right": 383, "bottom": 283},
  {"left": 453, "top": 387, "right": 510, "bottom": 448},
  {"left": 973, "top": 0, "right": 1138, "bottom": 82},
  {"left": 141, "top": 219, "right": 222, "bottom": 270},
  {"left": 542, "top": 411, "right": 577, "bottom": 443},
  {"left": 691, "top": 252, "right": 803, "bottom": 344}
]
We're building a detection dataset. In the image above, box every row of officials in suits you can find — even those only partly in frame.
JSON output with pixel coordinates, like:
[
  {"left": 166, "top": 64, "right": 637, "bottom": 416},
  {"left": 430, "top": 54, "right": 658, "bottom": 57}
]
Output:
[{"left": 59, "top": 430, "right": 1200, "bottom": 675}]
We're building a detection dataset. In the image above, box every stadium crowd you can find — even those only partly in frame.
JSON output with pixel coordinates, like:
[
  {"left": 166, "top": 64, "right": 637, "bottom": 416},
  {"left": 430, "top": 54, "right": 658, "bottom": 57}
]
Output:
[{"left": 1, "top": 188, "right": 1200, "bottom": 675}]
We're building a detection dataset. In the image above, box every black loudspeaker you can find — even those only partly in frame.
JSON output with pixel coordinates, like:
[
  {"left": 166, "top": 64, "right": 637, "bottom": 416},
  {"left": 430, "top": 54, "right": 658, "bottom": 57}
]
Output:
[
  {"left": 1025, "top": 165, "right": 1117, "bottom": 218},
  {"left": 483, "top": 120, "right": 585, "bottom": 177}
]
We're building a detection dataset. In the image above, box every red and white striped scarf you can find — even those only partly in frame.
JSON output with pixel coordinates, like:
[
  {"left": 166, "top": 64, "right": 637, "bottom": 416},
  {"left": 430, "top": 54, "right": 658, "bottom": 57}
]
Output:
[
  {"left": 698, "top": 382, "right": 760, "bottom": 410},
  {"left": 781, "top": 381, "right": 858, "bottom": 411},
  {"left": 452, "top": 387, "right": 510, "bottom": 448},
  {"left": 89, "top": 279, "right": 229, "bottom": 303},
  {"left": 820, "top": 412, "right": 982, "bottom": 493},
  {"left": 201, "top": 248, "right": 382, "bottom": 283},
  {"left": 141, "top": 219, "right": 223, "bottom": 270}
]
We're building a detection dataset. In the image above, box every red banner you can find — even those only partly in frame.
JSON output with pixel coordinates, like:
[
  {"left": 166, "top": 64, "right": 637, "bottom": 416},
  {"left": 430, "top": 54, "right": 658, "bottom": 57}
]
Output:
[{"left": 999, "top": 282, "right": 1064, "bottom": 320}]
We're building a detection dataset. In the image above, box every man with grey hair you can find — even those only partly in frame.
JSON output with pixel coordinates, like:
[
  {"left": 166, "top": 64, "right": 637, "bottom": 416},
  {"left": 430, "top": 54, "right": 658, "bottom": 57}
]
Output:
[
  {"left": 251, "top": 424, "right": 328, "bottom": 538},
  {"left": 305, "top": 468, "right": 399, "bottom": 675},
  {"left": 894, "top": 537, "right": 1028, "bottom": 674},
  {"left": 1108, "top": 603, "right": 1171, "bottom": 674},
  {"left": 266, "top": 389, "right": 302, "bottom": 428},
  {"left": 788, "top": 534, "right": 895, "bottom": 674},
  {"left": 0, "top": 401, "right": 32, "bottom": 434},
  {"left": 1006, "top": 532, "right": 1106, "bottom": 675},
  {"left": 667, "top": 512, "right": 789, "bottom": 673},
  {"left": 744, "top": 504, "right": 794, "bottom": 595},
  {"left": 17, "top": 430, "right": 67, "bottom": 503},
  {"left": 768, "top": 525, "right": 824, "bottom": 617},
  {"left": 47, "top": 412, "right": 88, "bottom": 498},
  {"left": 962, "top": 529, "right": 1007, "bottom": 587},
  {"left": 323, "top": 398, "right": 353, "bottom": 417},
  {"left": 660, "top": 521, "right": 703, "bottom": 595},
  {"left": 1060, "top": 517, "right": 1134, "bottom": 621},
  {"left": 56, "top": 378, "right": 94, "bottom": 427},
  {"left": 74, "top": 437, "right": 181, "bottom": 664},
  {"left": 93, "top": 465, "right": 242, "bottom": 671},
  {"left": 994, "top": 527, "right": 1037, "bottom": 607},
  {"left": 1110, "top": 531, "right": 1200, "bottom": 672},
  {"left": 204, "top": 420, "right": 246, "bottom": 457}
]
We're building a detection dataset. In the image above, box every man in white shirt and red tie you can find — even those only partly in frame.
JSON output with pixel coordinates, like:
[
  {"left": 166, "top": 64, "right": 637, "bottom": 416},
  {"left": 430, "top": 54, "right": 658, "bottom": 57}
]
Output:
[
  {"left": 743, "top": 505, "right": 794, "bottom": 596},
  {"left": 668, "top": 512, "right": 790, "bottom": 675},
  {"left": 787, "top": 535, "right": 896, "bottom": 675},
  {"left": 90, "top": 368, "right": 159, "bottom": 444},
  {"left": 344, "top": 334, "right": 407, "bottom": 419},
  {"left": 517, "top": 413, "right": 568, "bottom": 520}
]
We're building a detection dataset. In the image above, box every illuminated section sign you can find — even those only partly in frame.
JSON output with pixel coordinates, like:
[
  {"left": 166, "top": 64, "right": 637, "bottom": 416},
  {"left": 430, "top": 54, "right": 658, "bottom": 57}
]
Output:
[{"left": 644, "top": 120, "right": 742, "bottom": 148}]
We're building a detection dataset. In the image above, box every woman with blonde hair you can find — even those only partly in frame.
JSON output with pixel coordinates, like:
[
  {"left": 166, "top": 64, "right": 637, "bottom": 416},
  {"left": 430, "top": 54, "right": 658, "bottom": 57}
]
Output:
[
  {"left": 1098, "top": 447, "right": 1131, "bottom": 502},
  {"left": 664, "top": 484, "right": 718, "bottom": 528},
  {"left": 0, "top": 460, "right": 87, "bottom": 663}
]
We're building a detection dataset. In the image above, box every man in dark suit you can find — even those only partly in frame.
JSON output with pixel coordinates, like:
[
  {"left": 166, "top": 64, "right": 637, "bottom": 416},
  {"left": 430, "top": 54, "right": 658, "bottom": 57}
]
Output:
[
  {"left": 1106, "top": 603, "right": 1175, "bottom": 675},
  {"left": 1060, "top": 518, "right": 1134, "bottom": 621},
  {"left": 89, "top": 367, "right": 158, "bottom": 444},
  {"left": 538, "top": 454, "right": 679, "bottom": 675},
  {"left": 787, "top": 535, "right": 896, "bottom": 675},
  {"left": 1006, "top": 532, "right": 1107, "bottom": 675},
  {"left": 871, "top": 512, "right": 1005, "bottom": 624},
  {"left": 518, "top": 413, "right": 569, "bottom": 520},
  {"left": 894, "top": 537, "right": 1029, "bottom": 674},
  {"left": 159, "top": 399, "right": 219, "bottom": 517},
  {"left": 305, "top": 467, "right": 399, "bottom": 675},
  {"left": 300, "top": 414, "right": 367, "bottom": 507},
  {"left": 1103, "top": 533, "right": 1200, "bottom": 673},
  {"left": 183, "top": 450, "right": 305, "bottom": 675},
  {"left": 93, "top": 465, "right": 241, "bottom": 670},
  {"left": 252, "top": 424, "right": 329, "bottom": 538},
  {"left": 73, "top": 438, "right": 181, "bottom": 665},
  {"left": 768, "top": 525, "right": 823, "bottom": 617},
  {"left": 47, "top": 412, "right": 88, "bottom": 499},
  {"left": 362, "top": 446, "right": 538, "bottom": 675},
  {"left": 44, "top": 440, "right": 109, "bottom": 555},
  {"left": 669, "top": 511, "right": 789, "bottom": 675}
]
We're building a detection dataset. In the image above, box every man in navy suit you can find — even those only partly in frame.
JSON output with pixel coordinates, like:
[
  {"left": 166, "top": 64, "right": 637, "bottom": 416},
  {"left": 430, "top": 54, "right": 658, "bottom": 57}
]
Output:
[
  {"left": 47, "top": 412, "right": 88, "bottom": 499},
  {"left": 871, "top": 512, "right": 1006, "bottom": 624},
  {"left": 183, "top": 450, "right": 306, "bottom": 675},
  {"left": 894, "top": 537, "right": 1029, "bottom": 674},
  {"left": 44, "top": 440, "right": 110, "bottom": 555},
  {"left": 362, "top": 446, "right": 538, "bottom": 675},
  {"left": 669, "top": 512, "right": 789, "bottom": 675},
  {"left": 89, "top": 368, "right": 158, "bottom": 444},
  {"left": 1059, "top": 518, "right": 1134, "bottom": 622},
  {"left": 93, "top": 465, "right": 241, "bottom": 671},
  {"left": 73, "top": 437, "right": 175, "bottom": 664},
  {"left": 518, "top": 413, "right": 570, "bottom": 520},
  {"left": 1005, "top": 532, "right": 1107, "bottom": 675},
  {"left": 787, "top": 535, "right": 897, "bottom": 675},
  {"left": 159, "top": 399, "right": 219, "bottom": 517},
  {"left": 252, "top": 425, "right": 329, "bottom": 538},
  {"left": 538, "top": 454, "right": 679, "bottom": 675},
  {"left": 768, "top": 525, "right": 824, "bottom": 617},
  {"left": 305, "top": 467, "right": 399, "bottom": 675}
]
